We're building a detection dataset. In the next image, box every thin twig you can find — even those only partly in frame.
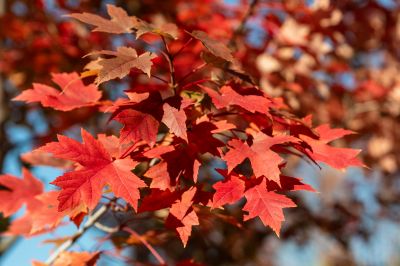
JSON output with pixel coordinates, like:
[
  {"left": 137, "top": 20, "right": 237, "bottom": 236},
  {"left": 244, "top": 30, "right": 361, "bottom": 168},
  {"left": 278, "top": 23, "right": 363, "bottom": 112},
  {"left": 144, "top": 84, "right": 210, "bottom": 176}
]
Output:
[
  {"left": 151, "top": 74, "right": 169, "bottom": 84},
  {"left": 172, "top": 37, "right": 193, "bottom": 59},
  {"left": 123, "top": 227, "right": 166, "bottom": 265},
  {"left": 228, "top": 0, "right": 259, "bottom": 50},
  {"left": 161, "top": 36, "right": 176, "bottom": 89},
  {"left": 45, "top": 205, "right": 109, "bottom": 265},
  {"left": 133, "top": 70, "right": 168, "bottom": 84},
  {"left": 178, "top": 63, "right": 208, "bottom": 85},
  {"left": 94, "top": 222, "right": 119, "bottom": 233},
  {"left": 181, "top": 78, "right": 212, "bottom": 91}
]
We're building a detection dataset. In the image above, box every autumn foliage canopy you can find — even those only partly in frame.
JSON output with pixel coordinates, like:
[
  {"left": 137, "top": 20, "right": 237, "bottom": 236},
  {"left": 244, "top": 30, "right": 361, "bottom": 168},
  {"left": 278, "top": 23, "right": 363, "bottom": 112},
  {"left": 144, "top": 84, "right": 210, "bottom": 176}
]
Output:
[{"left": 0, "top": 2, "right": 368, "bottom": 265}]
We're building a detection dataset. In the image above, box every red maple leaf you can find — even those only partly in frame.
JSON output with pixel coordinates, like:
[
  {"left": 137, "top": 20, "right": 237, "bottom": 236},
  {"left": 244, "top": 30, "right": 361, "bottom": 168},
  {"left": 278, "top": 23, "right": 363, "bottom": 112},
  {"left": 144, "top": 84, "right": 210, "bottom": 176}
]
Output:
[
  {"left": 13, "top": 72, "right": 101, "bottom": 111},
  {"left": 7, "top": 191, "right": 72, "bottom": 236},
  {"left": 114, "top": 109, "right": 159, "bottom": 145},
  {"left": 243, "top": 178, "right": 296, "bottom": 236},
  {"left": 4, "top": 4, "right": 370, "bottom": 259},
  {"left": 189, "top": 30, "right": 235, "bottom": 63},
  {"left": 70, "top": 4, "right": 178, "bottom": 39},
  {"left": 200, "top": 85, "right": 272, "bottom": 115},
  {"left": 0, "top": 168, "right": 43, "bottom": 217},
  {"left": 69, "top": 4, "right": 135, "bottom": 34},
  {"left": 144, "top": 161, "right": 174, "bottom": 190},
  {"left": 39, "top": 128, "right": 146, "bottom": 211},
  {"left": 138, "top": 189, "right": 180, "bottom": 213},
  {"left": 211, "top": 173, "right": 245, "bottom": 208},
  {"left": 168, "top": 187, "right": 199, "bottom": 246},
  {"left": 21, "top": 149, "right": 72, "bottom": 169},
  {"left": 267, "top": 175, "right": 317, "bottom": 193},
  {"left": 223, "top": 133, "right": 298, "bottom": 183},
  {"left": 301, "top": 124, "right": 364, "bottom": 169},
  {"left": 162, "top": 103, "right": 188, "bottom": 142},
  {"left": 88, "top": 47, "right": 157, "bottom": 84},
  {"left": 0, "top": 171, "right": 73, "bottom": 236},
  {"left": 210, "top": 120, "right": 236, "bottom": 133}
]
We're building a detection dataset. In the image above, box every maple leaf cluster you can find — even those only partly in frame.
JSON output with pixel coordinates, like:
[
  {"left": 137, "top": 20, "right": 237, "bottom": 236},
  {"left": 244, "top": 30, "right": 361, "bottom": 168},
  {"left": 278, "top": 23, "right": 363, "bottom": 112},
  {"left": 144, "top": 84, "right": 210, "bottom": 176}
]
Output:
[{"left": 0, "top": 4, "right": 364, "bottom": 265}]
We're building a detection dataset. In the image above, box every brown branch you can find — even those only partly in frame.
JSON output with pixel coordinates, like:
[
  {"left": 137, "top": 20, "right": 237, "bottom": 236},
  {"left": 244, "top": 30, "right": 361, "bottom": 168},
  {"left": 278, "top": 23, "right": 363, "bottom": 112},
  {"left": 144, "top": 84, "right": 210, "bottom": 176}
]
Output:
[
  {"left": 45, "top": 205, "right": 109, "bottom": 265},
  {"left": 151, "top": 74, "right": 169, "bottom": 84},
  {"left": 123, "top": 227, "right": 166, "bottom": 265},
  {"left": 181, "top": 78, "right": 212, "bottom": 91},
  {"left": 228, "top": 0, "right": 259, "bottom": 50},
  {"left": 161, "top": 36, "right": 176, "bottom": 90},
  {"left": 172, "top": 37, "right": 193, "bottom": 59},
  {"left": 177, "top": 63, "right": 208, "bottom": 85}
]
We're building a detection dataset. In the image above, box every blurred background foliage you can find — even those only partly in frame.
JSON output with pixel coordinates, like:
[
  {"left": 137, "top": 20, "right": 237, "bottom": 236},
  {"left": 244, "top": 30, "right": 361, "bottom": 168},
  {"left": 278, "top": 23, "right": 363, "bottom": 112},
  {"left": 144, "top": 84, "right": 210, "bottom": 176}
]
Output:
[{"left": 0, "top": 0, "right": 399, "bottom": 265}]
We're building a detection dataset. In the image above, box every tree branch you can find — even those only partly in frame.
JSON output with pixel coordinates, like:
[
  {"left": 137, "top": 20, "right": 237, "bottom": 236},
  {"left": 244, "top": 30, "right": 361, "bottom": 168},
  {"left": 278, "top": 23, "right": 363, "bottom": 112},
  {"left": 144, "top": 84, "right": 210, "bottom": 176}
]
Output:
[
  {"left": 123, "top": 227, "right": 166, "bottom": 265},
  {"left": 161, "top": 36, "right": 176, "bottom": 90},
  {"left": 45, "top": 205, "right": 109, "bottom": 265},
  {"left": 172, "top": 37, "right": 193, "bottom": 59},
  {"left": 177, "top": 63, "right": 208, "bottom": 85},
  {"left": 228, "top": 0, "right": 259, "bottom": 50}
]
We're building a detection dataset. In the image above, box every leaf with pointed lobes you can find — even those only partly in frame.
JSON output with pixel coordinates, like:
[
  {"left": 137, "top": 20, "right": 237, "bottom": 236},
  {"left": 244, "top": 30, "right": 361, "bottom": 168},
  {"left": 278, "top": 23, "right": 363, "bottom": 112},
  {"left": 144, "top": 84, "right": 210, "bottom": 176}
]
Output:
[
  {"left": 315, "top": 124, "right": 355, "bottom": 142},
  {"left": 69, "top": 4, "right": 135, "bottom": 34},
  {"left": 143, "top": 145, "right": 175, "bottom": 158},
  {"left": 13, "top": 72, "right": 101, "bottom": 111},
  {"left": 189, "top": 30, "right": 235, "bottom": 63},
  {"left": 70, "top": 3, "right": 178, "bottom": 39},
  {"left": 267, "top": 175, "right": 317, "bottom": 193},
  {"left": 223, "top": 133, "right": 299, "bottom": 184},
  {"left": 0, "top": 171, "right": 83, "bottom": 237},
  {"left": 200, "top": 85, "right": 272, "bottom": 115},
  {"left": 29, "top": 192, "right": 66, "bottom": 234},
  {"left": 169, "top": 187, "right": 199, "bottom": 247},
  {"left": 7, "top": 191, "right": 80, "bottom": 236},
  {"left": 188, "top": 121, "right": 225, "bottom": 156},
  {"left": 243, "top": 178, "right": 296, "bottom": 236},
  {"left": 145, "top": 161, "right": 174, "bottom": 191},
  {"left": 138, "top": 189, "right": 180, "bottom": 213},
  {"left": 301, "top": 124, "right": 364, "bottom": 169},
  {"left": 133, "top": 17, "right": 179, "bottom": 39},
  {"left": 210, "top": 120, "right": 236, "bottom": 133},
  {"left": 176, "top": 210, "right": 199, "bottom": 247},
  {"left": 211, "top": 174, "right": 245, "bottom": 208},
  {"left": 92, "top": 47, "right": 157, "bottom": 85},
  {"left": 170, "top": 187, "right": 197, "bottom": 220},
  {"left": 39, "top": 128, "right": 146, "bottom": 212},
  {"left": 114, "top": 109, "right": 159, "bottom": 145},
  {"left": 30, "top": 191, "right": 86, "bottom": 234},
  {"left": 162, "top": 103, "right": 188, "bottom": 142},
  {"left": 21, "top": 149, "right": 73, "bottom": 169},
  {"left": 0, "top": 168, "right": 43, "bottom": 217},
  {"left": 145, "top": 144, "right": 197, "bottom": 185},
  {"left": 97, "top": 134, "right": 123, "bottom": 158}
]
